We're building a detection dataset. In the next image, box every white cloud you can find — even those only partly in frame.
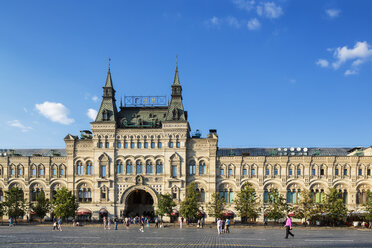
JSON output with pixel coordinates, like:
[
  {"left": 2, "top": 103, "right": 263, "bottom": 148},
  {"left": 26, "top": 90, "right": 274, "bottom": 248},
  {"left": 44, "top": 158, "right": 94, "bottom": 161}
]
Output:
[
  {"left": 345, "top": 69, "right": 358, "bottom": 76},
  {"left": 247, "top": 18, "right": 261, "bottom": 30},
  {"left": 316, "top": 59, "right": 329, "bottom": 68},
  {"left": 7, "top": 120, "right": 32, "bottom": 132},
  {"left": 211, "top": 16, "right": 220, "bottom": 25},
  {"left": 326, "top": 9, "right": 341, "bottom": 18},
  {"left": 35, "top": 101, "right": 74, "bottom": 125},
  {"left": 92, "top": 95, "right": 99, "bottom": 102},
  {"left": 257, "top": 2, "right": 283, "bottom": 19},
  {"left": 332, "top": 41, "right": 372, "bottom": 69},
  {"left": 87, "top": 109, "right": 98, "bottom": 121},
  {"left": 232, "top": 0, "right": 256, "bottom": 11},
  {"left": 226, "top": 16, "right": 241, "bottom": 28}
]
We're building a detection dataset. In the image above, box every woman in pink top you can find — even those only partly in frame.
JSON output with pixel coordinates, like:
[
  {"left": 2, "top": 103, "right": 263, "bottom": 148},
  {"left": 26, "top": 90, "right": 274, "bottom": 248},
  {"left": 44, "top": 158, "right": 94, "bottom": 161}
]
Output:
[{"left": 284, "top": 215, "right": 294, "bottom": 239}]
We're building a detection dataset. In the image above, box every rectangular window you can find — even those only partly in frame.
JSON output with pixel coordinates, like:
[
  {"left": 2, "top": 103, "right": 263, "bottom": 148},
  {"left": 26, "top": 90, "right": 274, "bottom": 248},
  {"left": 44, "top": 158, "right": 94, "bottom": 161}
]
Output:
[
  {"left": 158, "top": 142, "right": 162, "bottom": 148},
  {"left": 242, "top": 169, "right": 247, "bottom": 176},
  {"left": 102, "top": 166, "right": 106, "bottom": 177},
  {"left": 105, "top": 142, "right": 109, "bottom": 148},
  {"left": 266, "top": 169, "right": 269, "bottom": 175},
  {"left": 131, "top": 142, "right": 135, "bottom": 149},
  {"left": 274, "top": 169, "right": 278, "bottom": 175},
  {"left": 335, "top": 169, "right": 339, "bottom": 176},
  {"left": 117, "top": 142, "right": 121, "bottom": 148},
  {"left": 297, "top": 169, "right": 301, "bottom": 176},
  {"left": 137, "top": 142, "right": 142, "bottom": 148},
  {"left": 124, "top": 142, "right": 128, "bottom": 148},
  {"left": 344, "top": 169, "right": 347, "bottom": 176},
  {"left": 176, "top": 142, "right": 180, "bottom": 148},
  {"left": 60, "top": 169, "right": 64, "bottom": 176},
  {"left": 151, "top": 142, "right": 155, "bottom": 148},
  {"left": 11, "top": 169, "right": 15, "bottom": 175},
  {"left": 228, "top": 168, "right": 233, "bottom": 176},
  {"left": 171, "top": 166, "right": 177, "bottom": 177},
  {"left": 40, "top": 169, "right": 43, "bottom": 176},
  {"left": 312, "top": 169, "right": 315, "bottom": 176},
  {"left": 169, "top": 142, "right": 173, "bottom": 148},
  {"left": 368, "top": 169, "right": 371, "bottom": 176},
  {"left": 251, "top": 168, "right": 255, "bottom": 176},
  {"left": 99, "top": 142, "right": 103, "bottom": 148},
  {"left": 32, "top": 169, "right": 36, "bottom": 176},
  {"left": 359, "top": 169, "right": 362, "bottom": 176},
  {"left": 289, "top": 169, "right": 292, "bottom": 176},
  {"left": 220, "top": 169, "right": 224, "bottom": 176},
  {"left": 320, "top": 169, "right": 324, "bottom": 175},
  {"left": 229, "top": 191, "right": 234, "bottom": 203},
  {"left": 144, "top": 142, "right": 148, "bottom": 148}
]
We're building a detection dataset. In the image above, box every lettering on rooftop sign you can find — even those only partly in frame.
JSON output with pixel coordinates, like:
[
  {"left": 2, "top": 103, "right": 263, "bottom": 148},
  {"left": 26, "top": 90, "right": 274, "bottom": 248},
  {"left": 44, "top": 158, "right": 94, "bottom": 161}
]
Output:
[{"left": 124, "top": 96, "right": 167, "bottom": 106}]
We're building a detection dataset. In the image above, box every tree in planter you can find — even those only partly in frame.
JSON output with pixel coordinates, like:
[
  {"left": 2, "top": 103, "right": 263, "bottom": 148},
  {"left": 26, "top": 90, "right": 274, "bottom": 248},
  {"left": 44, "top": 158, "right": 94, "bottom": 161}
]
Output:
[
  {"left": 31, "top": 191, "right": 51, "bottom": 223},
  {"left": 234, "top": 182, "right": 261, "bottom": 223},
  {"left": 156, "top": 193, "right": 176, "bottom": 221},
  {"left": 179, "top": 182, "right": 200, "bottom": 224},
  {"left": 207, "top": 193, "right": 225, "bottom": 221},
  {"left": 324, "top": 187, "right": 347, "bottom": 226},
  {"left": 52, "top": 187, "right": 78, "bottom": 220},
  {"left": 264, "top": 190, "right": 288, "bottom": 223},
  {"left": 362, "top": 190, "right": 372, "bottom": 228},
  {"left": 3, "top": 187, "right": 27, "bottom": 222}
]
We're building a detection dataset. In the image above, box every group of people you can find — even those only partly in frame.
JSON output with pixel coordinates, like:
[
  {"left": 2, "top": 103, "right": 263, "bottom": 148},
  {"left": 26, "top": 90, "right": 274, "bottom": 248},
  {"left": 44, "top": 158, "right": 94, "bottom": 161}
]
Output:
[
  {"left": 216, "top": 218, "right": 231, "bottom": 234},
  {"left": 52, "top": 217, "right": 63, "bottom": 231}
]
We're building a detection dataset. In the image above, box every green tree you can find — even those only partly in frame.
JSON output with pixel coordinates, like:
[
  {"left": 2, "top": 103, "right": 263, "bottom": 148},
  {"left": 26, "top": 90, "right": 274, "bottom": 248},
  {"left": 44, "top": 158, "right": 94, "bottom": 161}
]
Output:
[
  {"left": 234, "top": 182, "right": 261, "bottom": 222},
  {"left": 3, "top": 187, "right": 27, "bottom": 221},
  {"left": 324, "top": 187, "right": 347, "bottom": 226},
  {"left": 362, "top": 190, "right": 372, "bottom": 228},
  {"left": 179, "top": 182, "right": 200, "bottom": 223},
  {"left": 156, "top": 193, "right": 176, "bottom": 221},
  {"left": 264, "top": 190, "right": 288, "bottom": 223},
  {"left": 31, "top": 191, "right": 51, "bottom": 223},
  {"left": 52, "top": 187, "right": 78, "bottom": 220},
  {"left": 292, "top": 189, "right": 314, "bottom": 225},
  {"left": 207, "top": 193, "right": 225, "bottom": 221},
  {"left": 0, "top": 202, "right": 5, "bottom": 218}
]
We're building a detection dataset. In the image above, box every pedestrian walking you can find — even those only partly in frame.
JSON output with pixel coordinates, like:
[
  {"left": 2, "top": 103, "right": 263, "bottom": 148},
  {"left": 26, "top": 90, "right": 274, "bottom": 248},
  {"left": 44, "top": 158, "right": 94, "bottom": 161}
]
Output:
[
  {"left": 103, "top": 216, "right": 107, "bottom": 230},
  {"left": 114, "top": 216, "right": 119, "bottom": 230},
  {"left": 155, "top": 217, "right": 159, "bottom": 228},
  {"left": 284, "top": 215, "right": 294, "bottom": 239},
  {"left": 221, "top": 219, "right": 225, "bottom": 233},
  {"left": 217, "top": 218, "right": 222, "bottom": 235},
  {"left": 107, "top": 217, "right": 112, "bottom": 230},
  {"left": 57, "top": 217, "right": 63, "bottom": 231},
  {"left": 180, "top": 217, "right": 184, "bottom": 229},
  {"left": 125, "top": 217, "right": 130, "bottom": 229},
  {"left": 201, "top": 218, "right": 205, "bottom": 229},
  {"left": 226, "top": 218, "right": 230, "bottom": 233},
  {"left": 52, "top": 217, "right": 57, "bottom": 230},
  {"left": 139, "top": 217, "right": 144, "bottom": 232},
  {"left": 9, "top": 217, "right": 14, "bottom": 227}
]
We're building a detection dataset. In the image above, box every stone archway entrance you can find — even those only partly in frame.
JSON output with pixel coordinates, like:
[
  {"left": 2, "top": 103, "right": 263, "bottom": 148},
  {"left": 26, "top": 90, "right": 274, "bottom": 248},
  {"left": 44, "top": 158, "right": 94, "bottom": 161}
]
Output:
[{"left": 124, "top": 189, "right": 155, "bottom": 218}]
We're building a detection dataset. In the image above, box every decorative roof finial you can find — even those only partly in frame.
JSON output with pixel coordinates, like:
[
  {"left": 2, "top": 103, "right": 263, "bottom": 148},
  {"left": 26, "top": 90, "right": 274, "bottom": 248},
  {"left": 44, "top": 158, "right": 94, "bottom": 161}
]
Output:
[
  {"left": 176, "top": 55, "right": 178, "bottom": 69},
  {"left": 108, "top": 57, "right": 111, "bottom": 71}
]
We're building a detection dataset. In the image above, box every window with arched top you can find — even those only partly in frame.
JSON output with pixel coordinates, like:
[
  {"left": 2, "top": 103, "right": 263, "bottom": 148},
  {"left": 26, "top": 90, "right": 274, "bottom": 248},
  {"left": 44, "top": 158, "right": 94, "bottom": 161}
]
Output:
[
  {"left": 189, "top": 161, "right": 196, "bottom": 175},
  {"left": 30, "top": 165, "right": 37, "bottom": 177},
  {"left": 0, "top": 188, "right": 3, "bottom": 201},
  {"left": 219, "top": 184, "right": 234, "bottom": 204},
  {"left": 86, "top": 161, "right": 93, "bottom": 175},
  {"left": 51, "top": 184, "right": 62, "bottom": 200},
  {"left": 116, "top": 161, "right": 123, "bottom": 175},
  {"left": 199, "top": 161, "right": 206, "bottom": 175},
  {"left": 60, "top": 165, "right": 66, "bottom": 177},
  {"left": 146, "top": 161, "right": 153, "bottom": 174},
  {"left": 310, "top": 184, "right": 326, "bottom": 203},
  {"left": 136, "top": 161, "right": 143, "bottom": 174},
  {"left": 78, "top": 184, "right": 92, "bottom": 203},
  {"left": 263, "top": 184, "right": 279, "bottom": 203},
  {"left": 76, "top": 161, "right": 83, "bottom": 175},
  {"left": 156, "top": 160, "right": 163, "bottom": 174},
  {"left": 17, "top": 165, "right": 24, "bottom": 177},
  {"left": 38, "top": 165, "right": 44, "bottom": 177},
  {"left": 51, "top": 165, "right": 58, "bottom": 177},
  {"left": 126, "top": 161, "right": 133, "bottom": 175},
  {"left": 31, "top": 184, "right": 44, "bottom": 201},
  {"left": 286, "top": 184, "right": 302, "bottom": 204}
]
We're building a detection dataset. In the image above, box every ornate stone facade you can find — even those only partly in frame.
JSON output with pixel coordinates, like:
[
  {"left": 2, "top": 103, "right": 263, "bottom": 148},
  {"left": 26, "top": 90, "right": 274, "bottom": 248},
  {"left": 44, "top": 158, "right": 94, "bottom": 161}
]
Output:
[{"left": 0, "top": 67, "right": 371, "bottom": 221}]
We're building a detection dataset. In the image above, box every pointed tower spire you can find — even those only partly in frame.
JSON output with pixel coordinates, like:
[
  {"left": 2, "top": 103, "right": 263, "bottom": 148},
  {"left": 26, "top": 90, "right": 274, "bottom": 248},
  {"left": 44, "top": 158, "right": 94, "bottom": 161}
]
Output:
[{"left": 166, "top": 62, "right": 186, "bottom": 121}]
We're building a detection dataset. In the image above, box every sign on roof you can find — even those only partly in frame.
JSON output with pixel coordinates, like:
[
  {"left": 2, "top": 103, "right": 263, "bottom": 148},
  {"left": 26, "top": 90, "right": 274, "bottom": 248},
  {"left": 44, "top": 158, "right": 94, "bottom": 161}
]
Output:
[{"left": 124, "top": 96, "right": 167, "bottom": 107}]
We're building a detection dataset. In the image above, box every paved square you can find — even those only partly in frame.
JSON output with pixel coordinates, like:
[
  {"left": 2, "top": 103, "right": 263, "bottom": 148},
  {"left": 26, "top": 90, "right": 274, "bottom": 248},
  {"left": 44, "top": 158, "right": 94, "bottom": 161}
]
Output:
[{"left": 0, "top": 225, "right": 371, "bottom": 248}]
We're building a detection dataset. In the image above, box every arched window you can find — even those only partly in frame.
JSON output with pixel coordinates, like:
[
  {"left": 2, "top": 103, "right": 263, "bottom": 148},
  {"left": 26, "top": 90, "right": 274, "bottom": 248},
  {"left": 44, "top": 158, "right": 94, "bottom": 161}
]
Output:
[
  {"left": 200, "top": 189, "right": 205, "bottom": 202},
  {"left": 10, "top": 165, "right": 15, "bottom": 177},
  {"left": 38, "top": 165, "right": 44, "bottom": 177},
  {"left": 264, "top": 186, "right": 279, "bottom": 203},
  {"left": 86, "top": 161, "right": 93, "bottom": 175},
  {"left": 116, "top": 161, "right": 123, "bottom": 174},
  {"left": 136, "top": 161, "right": 143, "bottom": 174},
  {"left": 117, "top": 141, "right": 122, "bottom": 148},
  {"left": 31, "top": 165, "right": 36, "bottom": 177},
  {"left": 78, "top": 184, "right": 92, "bottom": 203},
  {"left": 60, "top": 165, "right": 65, "bottom": 177},
  {"left": 52, "top": 165, "right": 57, "bottom": 177},
  {"left": 146, "top": 161, "right": 153, "bottom": 174},
  {"left": 17, "top": 165, "right": 23, "bottom": 177},
  {"left": 76, "top": 161, "right": 83, "bottom": 175},
  {"left": 31, "top": 184, "right": 43, "bottom": 201},
  {"left": 310, "top": 188, "right": 325, "bottom": 203},
  {"left": 199, "top": 161, "right": 206, "bottom": 175},
  {"left": 287, "top": 185, "right": 301, "bottom": 204},
  {"left": 219, "top": 185, "right": 234, "bottom": 203},
  {"left": 0, "top": 189, "right": 3, "bottom": 201},
  {"left": 189, "top": 161, "right": 196, "bottom": 175},
  {"left": 156, "top": 160, "right": 163, "bottom": 174},
  {"left": 126, "top": 161, "right": 133, "bottom": 175},
  {"left": 51, "top": 184, "right": 61, "bottom": 200}
]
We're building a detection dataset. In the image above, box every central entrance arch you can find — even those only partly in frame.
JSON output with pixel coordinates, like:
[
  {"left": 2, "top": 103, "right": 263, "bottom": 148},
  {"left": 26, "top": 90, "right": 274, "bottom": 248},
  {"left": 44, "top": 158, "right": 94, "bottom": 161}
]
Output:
[{"left": 125, "top": 189, "right": 154, "bottom": 217}]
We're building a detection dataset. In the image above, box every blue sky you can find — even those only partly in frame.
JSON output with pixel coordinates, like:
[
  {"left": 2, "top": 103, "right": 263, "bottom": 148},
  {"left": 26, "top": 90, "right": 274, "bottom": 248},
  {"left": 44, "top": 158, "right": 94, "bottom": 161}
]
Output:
[{"left": 1, "top": 0, "right": 372, "bottom": 149}]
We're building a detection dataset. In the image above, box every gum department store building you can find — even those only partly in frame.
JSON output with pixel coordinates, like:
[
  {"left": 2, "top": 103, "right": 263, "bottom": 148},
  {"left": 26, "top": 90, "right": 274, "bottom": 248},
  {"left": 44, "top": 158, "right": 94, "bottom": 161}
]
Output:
[{"left": 0, "top": 66, "right": 371, "bottom": 222}]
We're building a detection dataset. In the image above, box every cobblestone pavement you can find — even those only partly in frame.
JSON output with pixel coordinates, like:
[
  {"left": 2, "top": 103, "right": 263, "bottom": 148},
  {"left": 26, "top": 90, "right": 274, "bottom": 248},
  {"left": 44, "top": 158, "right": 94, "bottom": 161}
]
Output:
[{"left": 0, "top": 225, "right": 371, "bottom": 248}]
